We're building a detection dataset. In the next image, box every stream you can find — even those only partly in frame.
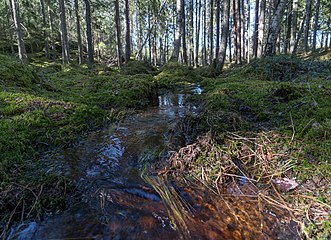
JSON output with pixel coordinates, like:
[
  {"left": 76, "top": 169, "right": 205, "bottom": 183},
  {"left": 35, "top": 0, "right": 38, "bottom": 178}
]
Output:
[{"left": 9, "top": 85, "right": 299, "bottom": 240}]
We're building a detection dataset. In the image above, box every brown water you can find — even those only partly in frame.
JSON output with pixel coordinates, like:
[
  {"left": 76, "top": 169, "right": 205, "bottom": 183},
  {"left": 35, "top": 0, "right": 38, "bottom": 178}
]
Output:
[{"left": 9, "top": 85, "right": 300, "bottom": 240}]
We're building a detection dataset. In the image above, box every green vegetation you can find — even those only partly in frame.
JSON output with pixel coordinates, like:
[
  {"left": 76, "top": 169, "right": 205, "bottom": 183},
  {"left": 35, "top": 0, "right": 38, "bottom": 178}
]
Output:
[
  {"left": 0, "top": 54, "right": 158, "bottom": 231},
  {"left": 164, "top": 53, "right": 331, "bottom": 239}
]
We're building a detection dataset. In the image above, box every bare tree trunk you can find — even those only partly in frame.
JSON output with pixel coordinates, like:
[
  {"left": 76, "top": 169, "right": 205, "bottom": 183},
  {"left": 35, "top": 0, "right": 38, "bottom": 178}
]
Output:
[
  {"left": 85, "top": 0, "right": 93, "bottom": 67},
  {"left": 10, "top": 0, "right": 27, "bottom": 63},
  {"left": 284, "top": 4, "right": 291, "bottom": 54},
  {"left": 59, "top": 0, "right": 69, "bottom": 64},
  {"left": 265, "top": 0, "right": 287, "bottom": 56},
  {"left": 241, "top": 0, "right": 245, "bottom": 61},
  {"left": 209, "top": 0, "right": 214, "bottom": 64},
  {"left": 171, "top": 0, "right": 183, "bottom": 62},
  {"left": 216, "top": 0, "right": 230, "bottom": 72},
  {"left": 6, "top": 0, "right": 15, "bottom": 54},
  {"left": 40, "top": 0, "right": 50, "bottom": 59},
  {"left": 189, "top": 0, "right": 194, "bottom": 65},
  {"left": 290, "top": 0, "right": 298, "bottom": 53},
  {"left": 237, "top": 0, "right": 242, "bottom": 63},
  {"left": 114, "top": 0, "right": 122, "bottom": 67},
  {"left": 233, "top": 0, "right": 238, "bottom": 63},
  {"left": 253, "top": 0, "right": 259, "bottom": 58},
  {"left": 303, "top": 0, "right": 312, "bottom": 52},
  {"left": 74, "top": 0, "right": 83, "bottom": 64},
  {"left": 182, "top": 0, "right": 188, "bottom": 64},
  {"left": 203, "top": 0, "right": 207, "bottom": 65},
  {"left": 247, "top": 0, "right": 251, "bottom": 62},
  {"left": 194, "top": 0, "right": 201, "bottom": 67},
  {"left": 257, "top": 0, "right": 266, "bottom": 57},
  {"left": 124, "top": 0, "right": 131, "bottom": 63},
  {"left": 215, "top": 0, "right": 220, "bottom": 60},
  {"left": 312, "top": 0, "right": 320, "bottom": 50},
  {"left": 293, "top": 12, "right": 307, "bottom": 54},
  {"left": 46, "top": 0, "right": 56, "bottom": 60}
]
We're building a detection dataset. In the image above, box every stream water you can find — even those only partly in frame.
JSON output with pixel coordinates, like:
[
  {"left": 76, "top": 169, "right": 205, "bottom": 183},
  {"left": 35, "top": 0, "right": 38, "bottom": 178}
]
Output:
[{"left": 10, "top": 85, "right": 299, "bottom": 240}]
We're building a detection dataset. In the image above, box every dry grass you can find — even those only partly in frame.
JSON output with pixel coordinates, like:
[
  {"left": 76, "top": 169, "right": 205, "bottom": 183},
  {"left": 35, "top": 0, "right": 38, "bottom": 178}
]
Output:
[{"left": 160, "top": 131, "right": 331, "bottom": 239}]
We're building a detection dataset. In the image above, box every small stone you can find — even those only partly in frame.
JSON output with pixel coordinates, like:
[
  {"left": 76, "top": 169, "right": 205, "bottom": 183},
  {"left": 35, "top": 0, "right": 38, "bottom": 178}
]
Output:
[{"left": 272, "top": 178, "right": 299, "bottom": 192}]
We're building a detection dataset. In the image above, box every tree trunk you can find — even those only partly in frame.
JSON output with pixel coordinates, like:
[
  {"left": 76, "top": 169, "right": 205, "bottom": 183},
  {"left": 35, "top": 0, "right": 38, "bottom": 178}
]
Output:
[
  {"left": 247, "top": 0, "right": 251, "bottom": 62},
  {"left": 46, "top": 0, "right": 56, "bottom": 60},
  {"left": 312, "top": 0, "right": 320, "bottom": 50},
  {"left": 189, "top": 0, "right": 194, "bottom": 65},
  {"left": 257, "top": 0, "right": 266, "bottom": 57},
  {"left": 203, "top": 0, "right": 207, "bottom": 65},
  {"left": 253, "top": 0, "right": 259, "bottom": 58},
  {"left": 182, "top": 0, "right": 188, "bottom": 64},
  {"left": 290, "top": 0, "right": 298, "bottom": 53},
  {"left": 124, "top": 0, "right": 131, "bottom": 63},
  {"left": 233, "top": 0, "right": 238, "bottom": 63},
  {"left": 209, "top": 0, "right": 214, "bottom": 64},
  {"left": 114, "top": 0, "right": 122, "bottom": 67},
  {"left": 265, "top": 0, "right": 287, "bottom": 56},
  {"left": 85, "top": 0, "right": 93, "bottom": 67},
  {"left": 40, "top": 0, "right": 50, "bottom": 59},
  {"left": 284, "top": 4, "right": 292, "bottom": 54},
  {"left": 59, "top": 0, "right": 69, "bottom": 64},
  {"left": 194, "top": 0, "right": 201, "bottom": 67},
  {"left": 215, "top": 0, "right": 220, "bottom": 60},
  {"left": 216, "top": 0, "right": 230, "bottom": 72},
  {"left": 10, "top": 0, "right": 27, "bottom": 63},
  {"left": 171, "top": 0, "right": 183, "bottom": 62},
  {"left": 303, "top": 0, "right": 312, "bottom": 52},
  {"left": 74, "top": 0, "right": 83, "bottom": 64}
]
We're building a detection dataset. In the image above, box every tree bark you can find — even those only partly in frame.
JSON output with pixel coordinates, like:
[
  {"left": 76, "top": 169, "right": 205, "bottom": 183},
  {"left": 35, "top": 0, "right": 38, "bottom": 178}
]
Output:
[
  {"left": 46, "top": 0, "right": 56, "bottom": 60},
  {"left": 303, "top": 0, "right": 312, "bottom": 52},
  {"left": 59, "top": 0, "right": 69, "bottom": 64},
  {"left": 253, "top": 0, "right": 259, "bottom": 58},
  {"left": 182, "top": 0, "right": 188, "bottom": 64},
  {"left": 85, "top": 0, "right": 93, "bottom": 67},
  {"left": 215, "top": 0, "right": 220, "bottom": 60},
  {"left": 312, "top": 0, "right": 320, "bottom": 50},
  {"left": 265, "top": 0, "right": 287, "bottom": 56},
  {"left": 194, "top": 0, "right": 201, "bottom": 67},
  {"left": 114, "top": 0, "right": 122, "bottom": 67},
  {"left": 257, "top": 0, "right": 266, "bottom": 57},
  {"left": 11, "top": 0, "right": 27, "bottom": 63},
  {"left": 124, "top": 0, "right": 131, "bottom": 63},
  {"left": 290, "top": 0, "right": 298, "bottom": 53},
  {"left": 40, "top": 0, "right": 50, "bottom": 59},
  {"left": 209, "top": 0, "right": 214, "bottom": 64},
  {"left": 171, "top": 0, "right": 183, "bottom": 62},
  {"left": 216, "top": 0, "right": 230, "bottom": 72},
  {"left": 74, "top": 0, "right": 83, "bottom": 64}
]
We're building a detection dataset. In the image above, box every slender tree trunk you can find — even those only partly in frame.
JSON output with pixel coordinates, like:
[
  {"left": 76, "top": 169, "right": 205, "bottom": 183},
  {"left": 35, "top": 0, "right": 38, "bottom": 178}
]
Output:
[
  {"left": 209, "top": 0, "right": 214, "bottom": 64},
  {"left": 215, "top": 0, "right": 221, "bottom": 60},
  {"left": 265, "top": 0, "right": 288, "bottom": 56},
  {"left": 182, "top": 0, "right": 188, "bottom": 64},
  {"left": 203, "top": 0, "right": 207, "bottom": 65},
  {"left": 46, "top": 0, "right": 56, "bottom": 60},
  {"left": 194, "top": 0, "right": 201, "bottom": 67},
  {"left": 293, "top": 12, "right": 307, "bottom": 54},
  {"left": 233, "top": 0, "right": 238, "bottom": 63},
  {"left": 303, "top": 0, "right": 312, "bottom": 52},
  {"left": 290, "top": 0, "right": 298, "bottom": 53},
  {"left": 247, "top": 0, "right": 251, "bottom": 62},
  {"left": 284, "top": 4, "right": 292, "bottom": 54},
  {"left": 74, "top": 0, "right": 83, "bottom": 64},
  {"left": 257, "top": 0, "right": 266, "bottom": 57},
  {"left": 237, "top": 0, "right": 242, "bottom": 63},
  {"left": 253, "top": 0, "right": 259, "bottom": 58},
  {"left": 114, "top": 0, "right": 122, "bottom": 67},
  {"left": 241, "top": 0, "right": 245, "bottom": 61},
  {"left": 124, "top": 0, "right": 131, "bottom": 63},
  {"left": 40, "top": 0, "right": 50, "bottom": 59},
  {"left": 312, "top": 0, "right": 320, "bottom": 50},
  {"left": 6, "top": 1, "right": 15, "bottom": 54},
  {"left": 85, "top": 0, "right": 93, "bottom": 67},
  {"left": 10, "top": 0, "right": 27, "bottom": 63},
  {"left": 171, "top": 0, "right": 183, "bottom": 62},
  {"left": 59, "top": 0, "right": 69, "bottom": 64},
  {"left": 189, "top": 0, "right": 194, "bottom": 65},
  {"left": 216, "top": 0, "right": 230, "bottom": 72}
]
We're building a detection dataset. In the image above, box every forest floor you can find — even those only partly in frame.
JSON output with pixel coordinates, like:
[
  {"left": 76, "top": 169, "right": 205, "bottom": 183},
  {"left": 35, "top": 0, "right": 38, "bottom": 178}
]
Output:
[{"left": 1, "top": 50, "right": 331, "bottom": 239}]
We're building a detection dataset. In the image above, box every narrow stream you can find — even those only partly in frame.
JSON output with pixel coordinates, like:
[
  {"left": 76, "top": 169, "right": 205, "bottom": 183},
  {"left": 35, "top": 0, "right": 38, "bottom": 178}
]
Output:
[{"left": 10, "top": 85, "right": 299, "bottom": 240}]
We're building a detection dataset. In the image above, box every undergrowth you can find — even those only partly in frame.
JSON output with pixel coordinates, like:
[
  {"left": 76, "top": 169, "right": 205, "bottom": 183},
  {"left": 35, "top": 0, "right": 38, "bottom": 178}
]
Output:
[{"left": 161, "top": 54, "right": 331, "bottom": 239}]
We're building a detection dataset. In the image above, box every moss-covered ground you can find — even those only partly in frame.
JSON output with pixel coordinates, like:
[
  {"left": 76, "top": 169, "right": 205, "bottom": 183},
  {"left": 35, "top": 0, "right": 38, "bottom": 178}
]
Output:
[
  {"left": 0, "top": 54, "right": 159, "bottom": 234},
  {"left": 164, "top": 53, "right": 331, "bottom": 239},
  {"left": 1, "top": 51, "right": 330, "bottom": 238}
]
